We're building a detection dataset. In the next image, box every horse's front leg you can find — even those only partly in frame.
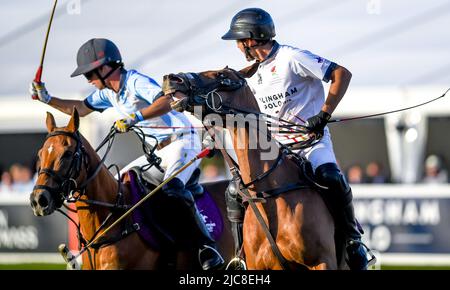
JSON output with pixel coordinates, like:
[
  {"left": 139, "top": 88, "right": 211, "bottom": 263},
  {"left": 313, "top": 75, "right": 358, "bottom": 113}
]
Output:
[
  {"left": 96, "top": 247, "right": 122, "bottom": 269},
  {"left": 242, "top": 206, "right": 274, "bottom": 269}
]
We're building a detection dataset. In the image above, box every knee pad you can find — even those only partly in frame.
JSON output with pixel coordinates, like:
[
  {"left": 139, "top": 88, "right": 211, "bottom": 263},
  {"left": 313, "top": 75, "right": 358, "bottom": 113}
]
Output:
[
  {"left": 162, "top": 177, "right": 195, "bottom": 206},
  {"left": 185, "top": 168, "right": 204, "bottom": 197},
  {"left": 315, "top": 163, "right": 352, "bottom": 205},
  {"left": 225, "top": 181, "right": 245, "bottom": 223}
]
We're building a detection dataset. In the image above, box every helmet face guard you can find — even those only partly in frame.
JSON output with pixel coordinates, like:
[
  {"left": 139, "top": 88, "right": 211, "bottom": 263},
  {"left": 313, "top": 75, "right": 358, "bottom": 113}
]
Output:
[
  {"left": 222, "top": 8, "right": 275, "bottom": 41},
  {"left": 71, "top": 38, "right": 122, "bottom": 78}
]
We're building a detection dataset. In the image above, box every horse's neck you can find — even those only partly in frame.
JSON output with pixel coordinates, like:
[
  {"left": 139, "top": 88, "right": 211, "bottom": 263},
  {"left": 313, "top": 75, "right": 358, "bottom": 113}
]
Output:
[
  {"left": 224, "top": 86, "right": 299, "bottom": 192},
  {"left": 227, "top": 126, "right": 298, "bottom": 193},
  {"left": 76, "top": 135, "right": 120, "bottom": 238}
]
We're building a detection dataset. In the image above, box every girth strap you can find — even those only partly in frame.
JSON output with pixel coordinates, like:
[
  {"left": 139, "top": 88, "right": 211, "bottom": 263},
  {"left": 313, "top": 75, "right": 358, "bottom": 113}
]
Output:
[{"left": 260, "top": 182, "right": 310, "bottom": 198}]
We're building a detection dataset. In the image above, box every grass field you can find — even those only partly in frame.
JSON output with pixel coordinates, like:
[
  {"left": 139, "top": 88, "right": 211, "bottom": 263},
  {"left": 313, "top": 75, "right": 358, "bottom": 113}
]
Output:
[
  {"left": 1, "top": 263, "right": 450, "bottom": 270},
  {"left": 0, "top": 263, "right": 66, "bottom": 270}
]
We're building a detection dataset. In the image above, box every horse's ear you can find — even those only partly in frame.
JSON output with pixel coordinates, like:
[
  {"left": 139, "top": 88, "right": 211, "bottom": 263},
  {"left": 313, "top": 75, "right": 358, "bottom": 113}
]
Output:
[
  {"left": 239, "top": 62, "right": 259, "bottom": 78},
  {"left": 67, "top": 107, "right": 80, "bottom": 133},
  {"left": 46, "top": 112, "right": 56, "bottom": 132},
  {"left": 45, "top": 112, "right": 56, "bottom": 133}
]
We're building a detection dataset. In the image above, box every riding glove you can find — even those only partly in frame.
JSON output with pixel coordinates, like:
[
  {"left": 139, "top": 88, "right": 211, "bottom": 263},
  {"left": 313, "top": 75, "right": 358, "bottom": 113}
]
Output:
[
  {"left": 30, "top": 82, "right": 52, "bottom": 103},
  {"left": 114, "top": 111, "right": 144, "bottom": 133},
  {"left": 305, "top": 110, "right": 331, "bottom": 134}
]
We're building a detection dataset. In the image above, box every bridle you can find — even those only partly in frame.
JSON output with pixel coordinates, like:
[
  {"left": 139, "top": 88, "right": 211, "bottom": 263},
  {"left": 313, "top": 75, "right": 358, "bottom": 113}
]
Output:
[
  {"left": 32, "top": 129, "right": 141, "bottom": 269},
  {"left": 33, "top": 131, "right": 89, "bottom": 207},
  {"left": 163, "top": 68, "right": 246, "bottom": 113}
]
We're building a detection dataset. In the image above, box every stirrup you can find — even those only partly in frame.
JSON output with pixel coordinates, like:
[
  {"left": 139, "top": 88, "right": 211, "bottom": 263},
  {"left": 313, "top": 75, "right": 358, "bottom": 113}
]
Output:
[
  {"left": 198, "top": 245, "right": 225, "bottom": 270},
  {"left": 361, "top": 243, "right": 377, "bottom": 267},
  {"left": 226, "top": 257, "right": 247, "bottom": 270},
  {"left": 347, "top": 239, "right": 377, "bottom": 269}
]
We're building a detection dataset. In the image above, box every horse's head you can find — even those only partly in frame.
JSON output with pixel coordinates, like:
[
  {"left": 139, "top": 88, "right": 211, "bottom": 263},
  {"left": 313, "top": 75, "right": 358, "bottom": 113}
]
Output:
[
  {"left": 162, "top": 67, "right": 260, "bottom": 119},
  {"left": 30, "top": 109, "right": 86, "bottom": 216}
]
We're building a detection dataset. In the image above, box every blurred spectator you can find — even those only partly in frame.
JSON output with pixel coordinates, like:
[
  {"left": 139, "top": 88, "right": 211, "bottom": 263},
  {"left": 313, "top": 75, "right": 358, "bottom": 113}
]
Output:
[
  {"left": 423, "top": 154, "right": 448, "bottom": 184},
  {"left": 9, "top": 163, "right": 34, "bottom": 193},
  {"left": 346, "top": 164, "right": 364, "bottom": 184},
  {"left": 0, "top": 170, "right": 13, "bottom": 192},
  {"left": 365, "top": 161, "right": 389, "bottom": 183}
]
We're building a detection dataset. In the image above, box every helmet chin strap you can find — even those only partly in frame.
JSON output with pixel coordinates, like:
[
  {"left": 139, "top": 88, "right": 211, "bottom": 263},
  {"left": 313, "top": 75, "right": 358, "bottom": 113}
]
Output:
[
  {"left": 94, "top": 64, "right": 123, "bottom": 88},
  {"left": 243, "top": 40, "right": 272, "bottom": 62},
  {"left": 243, "top": 42, "right": 257, "bottom": 62}
]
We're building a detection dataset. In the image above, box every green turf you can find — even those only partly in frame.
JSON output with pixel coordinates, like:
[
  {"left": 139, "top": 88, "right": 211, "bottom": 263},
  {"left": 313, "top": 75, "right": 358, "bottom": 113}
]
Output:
[
  {"left": 0, "top": 263, "right": 66, "bottom": 270},
  {"left": 1, "top": 263, "right": 450, "bottom": 270},
  {"left": 380, "top": 265, "right": 450, "bottom": 270}
]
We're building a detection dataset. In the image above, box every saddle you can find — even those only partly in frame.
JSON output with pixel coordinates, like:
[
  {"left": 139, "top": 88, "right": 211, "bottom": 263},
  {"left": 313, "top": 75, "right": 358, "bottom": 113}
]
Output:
[
  {"left": 125, "top": 167, "right": 224, "bottom": 252},
  {"left": 135, "top": 166, "right": 204, "bottom": 198}
]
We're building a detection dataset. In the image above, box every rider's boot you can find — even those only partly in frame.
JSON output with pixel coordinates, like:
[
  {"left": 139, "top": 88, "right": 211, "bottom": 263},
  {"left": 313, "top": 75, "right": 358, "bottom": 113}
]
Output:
[
  {"left": 316, "top": 163, "right": 376, "bottom": 270},
  {"left": 225, "top": 180, "right": 245, "bottom": 252},
  {"left": 224, "top": 179, "right": 246, "bottom": 269},
  {"left": 163, "top": 177, "right": 224, "bottom": 270}
]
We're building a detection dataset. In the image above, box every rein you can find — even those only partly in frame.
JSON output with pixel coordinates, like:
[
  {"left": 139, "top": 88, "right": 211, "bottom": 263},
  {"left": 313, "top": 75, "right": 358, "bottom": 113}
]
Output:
[{"left": 329, "top": 87, "right": 450, "bottom": 123}]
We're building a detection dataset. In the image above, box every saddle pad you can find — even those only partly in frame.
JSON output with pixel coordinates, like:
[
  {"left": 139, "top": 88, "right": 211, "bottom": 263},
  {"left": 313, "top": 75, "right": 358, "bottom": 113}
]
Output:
[{"left": 127, "top": 170, "right": 224, "bottom": 249}]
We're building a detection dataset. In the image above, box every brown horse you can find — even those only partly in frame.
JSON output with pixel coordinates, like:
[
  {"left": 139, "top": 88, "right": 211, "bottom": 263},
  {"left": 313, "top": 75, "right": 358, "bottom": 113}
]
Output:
[
  {"left": 162, "top": 67, "right": 347, "bottom": 270},
  {"left": 29, "top": 109, "right": 234, "bottom": 269}
]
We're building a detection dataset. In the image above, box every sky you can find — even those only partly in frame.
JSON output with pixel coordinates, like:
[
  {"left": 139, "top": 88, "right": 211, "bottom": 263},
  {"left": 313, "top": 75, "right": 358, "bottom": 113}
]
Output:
[{"left": 1, "top": 0, "right": 450, "bottom": 98}]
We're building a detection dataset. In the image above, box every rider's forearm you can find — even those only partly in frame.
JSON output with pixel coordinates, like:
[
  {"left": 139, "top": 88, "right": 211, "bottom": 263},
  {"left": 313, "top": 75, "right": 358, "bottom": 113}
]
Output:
[
  {"left": 322, "top": 65, "right": 352, "bottom": 115},
  {"left": 138, "top": 95, "right": 173, "bottom": 120},
  {"left": 48, "top": 97, "right": 93, "bottom": 117}
]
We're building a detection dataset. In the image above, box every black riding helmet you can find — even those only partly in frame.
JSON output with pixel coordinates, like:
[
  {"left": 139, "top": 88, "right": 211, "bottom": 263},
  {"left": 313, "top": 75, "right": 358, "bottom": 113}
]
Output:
[
  {"left": 222, "top": 8, "right": 276, "bottom": 41},
  {"left": 70, "top": 38, "right": 123, "bottom": 78}
]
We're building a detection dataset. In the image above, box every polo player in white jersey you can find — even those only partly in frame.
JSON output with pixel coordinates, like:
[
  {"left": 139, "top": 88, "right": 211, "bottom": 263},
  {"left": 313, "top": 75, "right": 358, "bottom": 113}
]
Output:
[
  {"left": 30, "top": 38, "right": 224, "bottom": 270},
  {"left": 222, "top": 8, "right": 375, "bottom": 270}
]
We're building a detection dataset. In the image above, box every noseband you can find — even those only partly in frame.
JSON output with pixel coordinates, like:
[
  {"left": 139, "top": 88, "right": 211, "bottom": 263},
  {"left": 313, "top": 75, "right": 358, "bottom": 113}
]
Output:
[{"left": 33, "top": 131, "right": 87, "bottom": 206}]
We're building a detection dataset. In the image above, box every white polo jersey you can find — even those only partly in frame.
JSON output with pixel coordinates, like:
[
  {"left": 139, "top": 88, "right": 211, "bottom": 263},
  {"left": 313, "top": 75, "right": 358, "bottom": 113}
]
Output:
[
  {"left": 247, "top": 42, "right": 335, "bottom": 125},
  {"left": 246, "top": 42, "right": 338, "bottom": 169}
]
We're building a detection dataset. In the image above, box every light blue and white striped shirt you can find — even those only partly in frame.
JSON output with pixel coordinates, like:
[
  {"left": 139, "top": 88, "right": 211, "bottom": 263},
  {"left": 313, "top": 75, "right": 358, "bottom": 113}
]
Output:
[{"left": 84, "top": 69, "right": 195, "bottom": 142}]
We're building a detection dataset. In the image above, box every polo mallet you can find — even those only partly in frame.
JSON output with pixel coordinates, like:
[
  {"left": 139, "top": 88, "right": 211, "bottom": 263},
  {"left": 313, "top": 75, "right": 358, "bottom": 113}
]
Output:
[
  {"left": 58, "top": 243, "right": 81, "bottom": 270},
  {"left": 59, "top": 147, "right": 212, "bottom": 264},
  {"left": 32, "top": 0, "right": 58, "bottom": 99}
]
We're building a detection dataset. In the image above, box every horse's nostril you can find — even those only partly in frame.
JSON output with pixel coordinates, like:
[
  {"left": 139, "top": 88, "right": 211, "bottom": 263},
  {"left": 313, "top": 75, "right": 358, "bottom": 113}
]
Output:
[{"left": 38, "top": 194, "right": 49, "bottom": 208}]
